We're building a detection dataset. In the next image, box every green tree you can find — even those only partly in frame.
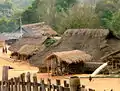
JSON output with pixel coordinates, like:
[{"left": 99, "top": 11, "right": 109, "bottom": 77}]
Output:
[
  {"left": 95, "top": 0, "right": 118, "bottom": 28},
  {"left": 22, "top": 7, "right": 39, "bottom": 24},
  {"left": 110, "top": 11, "right": 120, "bottom": 38},
  {"left": 56, "top": 5, "right": 101, "bottom": 33},
  {"left": 56, "top": 0, "right": 77, "bottom": 12},
  {"left": 0, "top": 17, "right": 18, "bottom": 33}
]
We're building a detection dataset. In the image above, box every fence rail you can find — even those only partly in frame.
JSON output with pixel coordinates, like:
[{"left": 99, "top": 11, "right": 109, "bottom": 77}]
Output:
[{"left": 0, "top": 72, "right": 96, "bottom": 91}]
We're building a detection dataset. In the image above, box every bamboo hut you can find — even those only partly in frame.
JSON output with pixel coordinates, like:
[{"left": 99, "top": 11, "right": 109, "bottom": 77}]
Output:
[{"left": 45, "top": 50, "right": 93, "bottom": 75}]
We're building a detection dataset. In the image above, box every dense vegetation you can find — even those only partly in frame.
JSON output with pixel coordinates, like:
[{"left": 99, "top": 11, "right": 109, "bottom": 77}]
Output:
[
  {"left": 0, "top": 0, "right": 33, "bottom": 33},
  {"left": 1, "top": 0, "right": 120, "bottom": 37}
]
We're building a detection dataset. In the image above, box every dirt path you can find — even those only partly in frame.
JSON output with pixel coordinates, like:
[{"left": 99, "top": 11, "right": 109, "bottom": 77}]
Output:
[
  {"left": 0, "top": 47, "right": 120, "bottom": 91},
  {"left": 0, "top": 48, "right": 38, "bottom": 80}
]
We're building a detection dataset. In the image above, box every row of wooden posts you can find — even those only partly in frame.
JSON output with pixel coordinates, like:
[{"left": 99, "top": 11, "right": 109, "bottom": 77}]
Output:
[
  {"left": 1, "top": 66, "right": 96, "bottom": 91},
  {"left": 0, "top": 72, "right": 96, "bottom": 91}
]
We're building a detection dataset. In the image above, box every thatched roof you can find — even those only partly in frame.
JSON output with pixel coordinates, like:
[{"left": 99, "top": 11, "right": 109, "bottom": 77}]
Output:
[
  {"left": 64, "top": 29, "right": 109, "bottom": 38},
  {"left": 8, "top": 36, "right": 47, "bottom": 52},
  {"left": 22, "top": 22, "right": 57, "bottom": 37},
  {"left": 9, "top": 22, "right": 58, "bottom": 52},
  {"left": 45, "top": 50, "right": 92, "bottom": 64},
  {"left": 18, "top": 44, "right": 41, "bottom": 55},
  {"left": 29, "top": 29, "right": 111, "bottom": 66}
]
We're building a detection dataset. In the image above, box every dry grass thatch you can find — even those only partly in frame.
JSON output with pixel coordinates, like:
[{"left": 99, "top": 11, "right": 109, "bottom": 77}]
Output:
[
  {"left": 64, "top": 29, "right": 109, "bottom": 38},
  {"left": 45, "top": 50, "right": 93, "bottom": 64},
  {"left": 22, "top": 22, "right": 57, "bottom": 37},
  {"left": 29, "top": 29, "right": 111, "bottom": 66},
  {"left": 18, "top": 44, "right": 40, "bottom": 55},
  {"left": 8, "top": 36, "right": 47, "bottom": 52}
]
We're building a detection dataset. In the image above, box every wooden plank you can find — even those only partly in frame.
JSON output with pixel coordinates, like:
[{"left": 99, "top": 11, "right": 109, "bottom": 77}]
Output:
[
  {"left": 100, "top": 50, "right": 120, "bottom": 61},
  {"left": 14, "top": 77, "right": 18, "bottom": 91},
  {"left": 26, "top": 72, "right": 31, "bottom": 91},
  {"left": 52, "top": 85, "right": 55, "bottom": 91},
  {"left": 17, "top": 77, "right": 21, "bottom": 91},
  {"left": 20, "top": 73, "right": 26, "bottom": 91},
  {"left": 7, "top": 80, "right": 10, "bottom": 91},
  {"left": 56, "top": 79, "right": 61, "bottom": 91},
  {"left": 40, "top": 79, "right": 46, "bottom": 91},
  {"left": 33, "top": 74, "right": 38, "bottom": 91},
  {"left": 47, "top": 79, "right": 51, "bottom": 91},
  {"left": 10, "top": 78, "right": 13, "bottom": 91}
]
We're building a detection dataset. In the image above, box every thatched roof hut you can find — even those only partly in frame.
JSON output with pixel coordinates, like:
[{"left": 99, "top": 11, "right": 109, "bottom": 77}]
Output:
[
  {"left": 18, "top": 44, "right": 40, "bottom": 55},
  {"left": 45, "top": 50, "right": 92, "bottom": 64},
  {"left": 29, "top": 29, "right": 111, "bottom": 66},
  {"left": 45, "top": 50, "right": 93, "bottom": 75},
  {"left": 29, "top": 28, "right": 120, "bottom": 74},
  {"left": 9, "top": 22, "right": 58, "bottom": 52},
  {"left": 22, "top": 22, "right": 57, "bottom": 37},
  {"left": 8, "top": 36, "right": 47, "bottom": 52}
]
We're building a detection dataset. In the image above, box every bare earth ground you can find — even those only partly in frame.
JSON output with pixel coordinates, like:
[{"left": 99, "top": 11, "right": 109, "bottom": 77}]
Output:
[{"left": 0, "top": 47, "right": 119, "bottom": 91}]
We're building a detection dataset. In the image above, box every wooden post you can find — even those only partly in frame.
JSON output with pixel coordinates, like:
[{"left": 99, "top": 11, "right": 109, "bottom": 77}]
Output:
[
  {"left": 14, "top": 77, "right": 18, "bottom": 91},
  {"left": 10, "top": 78, "right": 14, "bottom": 91},
  {"left": 52, "top": 84, "right": 55, "bottom": 91},
  {"left": 2, "top": 66, "right": 9, "bottom": 81},
  {"left": 40, "top": 79, "right": 45, "bottom": 91},
  {"left": 20, "top": 73, "right": 26, "bottom": 91},
  {"left": 2, "top": 66, "right": 11, "bottom": 91},
  {"left": 69, "top": 76, "right": 81, "bottom": 91},
  {"left": 64, "top": 80, "right": 69, "bottom": 91},
  {"left": 64, "top": 80, "right": 69, "bottom": 87},
  {"left": 33, "top": 74, "right": 38, "bottom": 91},
  {"left": 17, "top": 77, "right": 21, "bottom": 91},
  {"left": 56, "top": 79, "right": 61, "bottom": 91},
  {"left": 7, "top": 80, "right": 10, "bottom": 91},
  {"left": 26, "top": 72, "right": 31, "bottom": 91},
  {"left": 47, "top": 79, "right": 51, "bottom": 91},
  {"left": 0, "top": 81, "right": 1, "bottom": 91}
]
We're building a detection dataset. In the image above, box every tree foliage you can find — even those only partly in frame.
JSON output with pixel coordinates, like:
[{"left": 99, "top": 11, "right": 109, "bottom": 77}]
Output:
[
  {"left": 110, "top": 11, "right": 120, "bottom": 38},
  {"left": 95, "top": 0, "right": 118, "bottom": 29},
  {"left": 0, "top": 17, "right": 18, "bottom": 33}
]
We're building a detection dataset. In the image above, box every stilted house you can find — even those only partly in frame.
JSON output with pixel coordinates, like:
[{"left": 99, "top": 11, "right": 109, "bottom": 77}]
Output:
[{"left": 45, "top": 50, "right": 93, "bottom": 75}]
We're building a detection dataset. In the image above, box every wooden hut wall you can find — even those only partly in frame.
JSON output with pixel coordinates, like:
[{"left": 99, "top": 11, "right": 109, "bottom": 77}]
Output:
[
  {"left": 48, "top": 57, "right": 85, "bottom": 75},
  {"left": 19, "top": 54, "right": 30, "bottom": 61}
]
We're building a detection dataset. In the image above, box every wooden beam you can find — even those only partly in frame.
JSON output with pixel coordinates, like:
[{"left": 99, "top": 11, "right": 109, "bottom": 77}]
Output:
[{"left": 100, "top": 50, "right": 120, "bottom": 61}]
